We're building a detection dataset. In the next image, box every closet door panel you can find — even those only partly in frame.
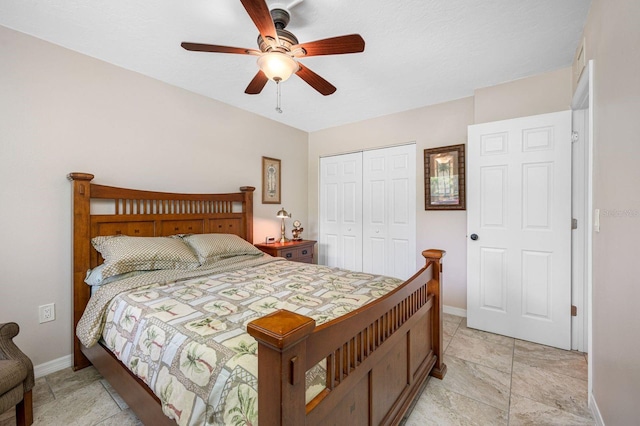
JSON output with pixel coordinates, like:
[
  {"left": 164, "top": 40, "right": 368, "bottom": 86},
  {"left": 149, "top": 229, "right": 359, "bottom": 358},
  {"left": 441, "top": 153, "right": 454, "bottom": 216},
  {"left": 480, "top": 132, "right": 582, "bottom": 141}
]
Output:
[
  {"left": 320, "top": 153, "right": 363, "bottom": 270},
  {"left": 363, "top": 145, "right": 416, "bottom": 279}
]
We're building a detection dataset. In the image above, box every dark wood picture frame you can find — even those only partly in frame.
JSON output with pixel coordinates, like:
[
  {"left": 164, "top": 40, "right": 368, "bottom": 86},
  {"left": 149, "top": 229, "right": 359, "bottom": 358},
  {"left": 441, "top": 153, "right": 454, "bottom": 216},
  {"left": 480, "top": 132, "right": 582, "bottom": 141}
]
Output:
[
  {"left": 262, "top": 156, "right": 281, "bottom": 204},
  {"left": 424, "top": 144, "right": 466, "bottom": 210}
]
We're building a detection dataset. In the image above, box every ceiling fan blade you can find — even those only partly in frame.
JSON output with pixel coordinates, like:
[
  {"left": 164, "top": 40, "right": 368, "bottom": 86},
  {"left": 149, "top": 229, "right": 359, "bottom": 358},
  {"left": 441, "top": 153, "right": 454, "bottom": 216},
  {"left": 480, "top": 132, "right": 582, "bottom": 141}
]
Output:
[
  {"left": 296, "top": 64, "right": 336, "bottom": 96},
  {"left": 293, "top": 34, "right": 365, "bottom": 57},
  {"left": 181, "top": 42, "right": 260, "bottom": 55},
  {"left": 240, "top": 0, "right": 279, "bottom": 45},
  {"left": 245, "top": 70, "right": 269, "bottom": 95}
]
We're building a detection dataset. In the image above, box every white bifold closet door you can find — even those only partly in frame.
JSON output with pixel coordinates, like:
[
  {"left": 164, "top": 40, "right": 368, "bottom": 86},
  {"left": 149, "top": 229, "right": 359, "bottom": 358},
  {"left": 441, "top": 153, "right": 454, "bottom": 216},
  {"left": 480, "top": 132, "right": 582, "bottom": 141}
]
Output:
[
  {"left": 319, "top": 152, "right": 363, "bottom": 271},
  {"left": 320, "top": 144, "right": 416, "bottom": 280}
]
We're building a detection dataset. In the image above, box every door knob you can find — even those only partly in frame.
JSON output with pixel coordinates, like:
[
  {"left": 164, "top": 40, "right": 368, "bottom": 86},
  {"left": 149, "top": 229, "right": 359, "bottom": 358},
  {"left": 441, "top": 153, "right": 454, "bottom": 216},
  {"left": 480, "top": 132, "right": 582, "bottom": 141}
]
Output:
[{"left": 470, "top": 234, "right": 479, "bottom": 241}]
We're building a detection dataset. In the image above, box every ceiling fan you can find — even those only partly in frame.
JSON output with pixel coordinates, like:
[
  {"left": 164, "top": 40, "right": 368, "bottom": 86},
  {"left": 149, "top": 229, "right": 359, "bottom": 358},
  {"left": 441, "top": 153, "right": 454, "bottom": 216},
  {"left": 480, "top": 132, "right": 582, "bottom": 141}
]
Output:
[{"left": 181, "top": 0, "right": 365, "bottom": 96}]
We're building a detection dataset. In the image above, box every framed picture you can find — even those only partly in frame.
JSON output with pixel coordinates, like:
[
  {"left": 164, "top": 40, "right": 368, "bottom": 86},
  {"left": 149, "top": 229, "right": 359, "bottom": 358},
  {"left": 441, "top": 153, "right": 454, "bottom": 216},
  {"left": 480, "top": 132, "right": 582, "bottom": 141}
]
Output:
[
  {"left": 262, "top": 156, "right": 281, "bottom": 204},
  {"left": 424, "top": 144, "right": 466, "bottom": 210}
]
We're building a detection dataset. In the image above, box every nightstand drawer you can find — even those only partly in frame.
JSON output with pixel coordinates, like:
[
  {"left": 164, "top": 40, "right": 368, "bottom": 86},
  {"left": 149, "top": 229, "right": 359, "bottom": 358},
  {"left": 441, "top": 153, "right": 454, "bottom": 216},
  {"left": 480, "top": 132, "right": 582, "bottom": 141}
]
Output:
[
  {"left": 283, "top": 246, "right": 314, "bottom": 261},
  {"left": 254, "top": 240, "right": 317, "bottom": 264},
  {"left": 297, "top": 246, "right": 313, "bottom": 258},
  {"left": 280, "top": 248, "right": 297, "bottom": 260}
]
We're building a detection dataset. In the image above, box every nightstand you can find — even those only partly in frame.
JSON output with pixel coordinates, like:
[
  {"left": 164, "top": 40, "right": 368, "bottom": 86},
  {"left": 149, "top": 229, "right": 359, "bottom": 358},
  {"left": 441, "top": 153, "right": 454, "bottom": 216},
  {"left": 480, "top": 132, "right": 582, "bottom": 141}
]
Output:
[{"left": 254, "top": 240, "right": 317, "bottom": 264}]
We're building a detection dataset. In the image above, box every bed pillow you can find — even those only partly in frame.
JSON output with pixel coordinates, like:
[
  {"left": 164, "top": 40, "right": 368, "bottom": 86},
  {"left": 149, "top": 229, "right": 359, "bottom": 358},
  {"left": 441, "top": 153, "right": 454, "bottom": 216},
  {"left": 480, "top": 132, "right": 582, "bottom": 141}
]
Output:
[
  {"left": 181, "top": 233, "right": 264, "bottom": 266},
  {"left": 84, "top": 264, "right": 150, "bottom": 287},
  {"left": 92, "top": 235, "right": 201, "bottom": 279}
]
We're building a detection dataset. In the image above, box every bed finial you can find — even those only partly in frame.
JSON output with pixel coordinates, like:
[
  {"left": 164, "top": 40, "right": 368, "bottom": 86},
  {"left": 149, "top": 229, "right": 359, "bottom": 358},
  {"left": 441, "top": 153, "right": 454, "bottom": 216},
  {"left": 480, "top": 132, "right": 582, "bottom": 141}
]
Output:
[{"left": 67, "top": 172, "right": 95, "bottom": 182}]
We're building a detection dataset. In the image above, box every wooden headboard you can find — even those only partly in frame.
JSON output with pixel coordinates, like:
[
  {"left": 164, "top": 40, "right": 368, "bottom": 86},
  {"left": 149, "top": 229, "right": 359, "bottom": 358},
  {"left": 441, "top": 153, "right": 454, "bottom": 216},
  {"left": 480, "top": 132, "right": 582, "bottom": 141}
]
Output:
[{"left": 68, "top": 172, "right": 255, "bottom": 369}]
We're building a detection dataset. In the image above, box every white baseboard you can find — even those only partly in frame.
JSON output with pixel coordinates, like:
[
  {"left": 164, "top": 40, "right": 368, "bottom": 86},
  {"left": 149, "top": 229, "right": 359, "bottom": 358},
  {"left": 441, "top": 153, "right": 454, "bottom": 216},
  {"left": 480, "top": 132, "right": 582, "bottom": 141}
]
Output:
[
  {"left": 443, "top": 305, "right": 467, "bottom": 318},
  {"left": 34, "top": 354, "right": 72, "bottom": 379},
  {"left": 589, "top": 393, "right": 605, "bottom": 426}
]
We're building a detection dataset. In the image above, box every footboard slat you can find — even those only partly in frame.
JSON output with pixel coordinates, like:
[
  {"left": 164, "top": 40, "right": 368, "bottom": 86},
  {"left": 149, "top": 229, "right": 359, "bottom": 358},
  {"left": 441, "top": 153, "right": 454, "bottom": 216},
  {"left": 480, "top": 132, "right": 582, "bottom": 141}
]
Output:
[{"left": 326, "top": 353, "right": 335, "bottom": 390}]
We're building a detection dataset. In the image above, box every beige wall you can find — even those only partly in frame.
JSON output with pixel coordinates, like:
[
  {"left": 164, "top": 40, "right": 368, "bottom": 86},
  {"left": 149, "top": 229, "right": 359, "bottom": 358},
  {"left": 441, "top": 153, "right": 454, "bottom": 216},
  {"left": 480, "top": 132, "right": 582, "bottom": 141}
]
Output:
[
  {"left": 475, "top": 68, "right": 572, "bottom": 124},
  {"left": 308, "top": 69, "right": 571, "bottom": 311},
  {"left": 0, "top": 26, "right": 308, "bottom": 366},
  {"left": 579, "top": 0, "right": 640, "bottom": 422}
]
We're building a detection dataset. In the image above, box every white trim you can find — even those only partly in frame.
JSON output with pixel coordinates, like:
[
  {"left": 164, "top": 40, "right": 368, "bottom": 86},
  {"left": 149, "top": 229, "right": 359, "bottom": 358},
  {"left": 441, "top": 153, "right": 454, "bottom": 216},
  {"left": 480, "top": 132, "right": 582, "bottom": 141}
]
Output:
[
  {"left": 34, "top": 354, "right": 72, "bottom": 379},
  {"left": 570, "top": 108, "right": 588, "bottom": 352},
  {"left": 587, "top": 60, "right": 604, "bottom": 402},
  {"left": 590, "top": 393, "right": 605, "bottom": 426},
  {"left": 443, "top": 305, "right": 467, "bottom": 318},
  {"left": 318, "top": 141, "right": 417, "bottom": 159},
  {"left": 571, "top": 59, "right": 595, "bottom": 400},
  {"left": 586, "top": 60, "right": 595, "bottom": 401}
]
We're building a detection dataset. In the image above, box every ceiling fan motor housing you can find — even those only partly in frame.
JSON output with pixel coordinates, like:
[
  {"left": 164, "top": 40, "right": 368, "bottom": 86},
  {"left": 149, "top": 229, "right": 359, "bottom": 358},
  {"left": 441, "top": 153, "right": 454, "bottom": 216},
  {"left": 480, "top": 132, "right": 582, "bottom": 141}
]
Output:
[
  {"left": 257, "top": 8, "right": 299, "bottom": 52},
  {"left": 271, "top": 8, "right": 291, "bottom": 29}
]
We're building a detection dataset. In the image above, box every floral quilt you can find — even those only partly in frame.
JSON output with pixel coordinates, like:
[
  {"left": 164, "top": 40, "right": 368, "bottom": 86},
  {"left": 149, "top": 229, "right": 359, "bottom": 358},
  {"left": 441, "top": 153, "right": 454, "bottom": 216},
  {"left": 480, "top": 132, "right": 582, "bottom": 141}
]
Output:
[{"left": 78, "top": 257, "right": 403, "bottom": 425}]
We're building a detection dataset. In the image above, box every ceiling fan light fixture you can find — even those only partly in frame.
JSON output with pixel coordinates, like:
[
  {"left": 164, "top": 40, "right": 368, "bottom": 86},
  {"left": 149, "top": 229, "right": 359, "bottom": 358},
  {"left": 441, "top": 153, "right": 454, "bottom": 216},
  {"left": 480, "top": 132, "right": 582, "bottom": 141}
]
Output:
[{"left": 257, "top": 52, "right": 298, "bottom": 82}]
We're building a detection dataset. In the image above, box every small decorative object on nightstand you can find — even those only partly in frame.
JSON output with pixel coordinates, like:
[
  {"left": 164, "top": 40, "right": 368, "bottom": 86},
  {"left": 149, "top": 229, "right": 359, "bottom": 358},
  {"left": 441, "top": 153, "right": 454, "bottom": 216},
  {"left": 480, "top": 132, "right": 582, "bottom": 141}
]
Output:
[
  {"left": 254, "top": 240, "right": 317, "bottom": 264},
  {"left": 291, "top": 220, "right": 303, "bottom": 241}
]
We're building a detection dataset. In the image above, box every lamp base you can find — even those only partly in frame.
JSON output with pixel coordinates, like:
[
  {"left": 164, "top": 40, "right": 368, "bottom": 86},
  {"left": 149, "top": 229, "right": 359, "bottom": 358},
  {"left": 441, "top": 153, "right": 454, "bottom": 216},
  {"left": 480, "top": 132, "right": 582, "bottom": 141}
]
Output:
[{"left": 279, "top": 237, "right": 288, "bottom": 243}]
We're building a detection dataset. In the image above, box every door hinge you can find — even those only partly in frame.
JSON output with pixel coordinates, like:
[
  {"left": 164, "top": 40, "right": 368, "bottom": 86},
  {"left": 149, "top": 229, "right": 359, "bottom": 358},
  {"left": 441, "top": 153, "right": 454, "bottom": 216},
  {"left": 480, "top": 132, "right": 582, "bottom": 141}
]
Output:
[
  {"left": 571, "top": 131, "right": 579, "bottom": 143},
  {"left": 571, "top": 305, "right": 577, "bottom": 316},
  {"left": 572, "top": 218, "right": 578, "bottom": 229}
]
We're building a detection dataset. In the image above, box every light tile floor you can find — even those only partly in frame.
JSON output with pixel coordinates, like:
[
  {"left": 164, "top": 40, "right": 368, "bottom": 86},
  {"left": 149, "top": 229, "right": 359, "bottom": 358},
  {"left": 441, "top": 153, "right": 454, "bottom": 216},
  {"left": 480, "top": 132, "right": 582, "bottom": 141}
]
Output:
[
  {"left": 406, "top": 313, "right": 593, "bottom": 425},
  {"left": 0, "top": 313, "right": 593, "bottom": 425}
]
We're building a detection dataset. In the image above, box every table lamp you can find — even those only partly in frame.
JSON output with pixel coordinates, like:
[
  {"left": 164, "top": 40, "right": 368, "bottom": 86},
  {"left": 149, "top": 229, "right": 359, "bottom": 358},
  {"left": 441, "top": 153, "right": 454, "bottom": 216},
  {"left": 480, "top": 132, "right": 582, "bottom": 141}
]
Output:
[{"left": 276, "top": 207, "right": 291, "bottom": 243}]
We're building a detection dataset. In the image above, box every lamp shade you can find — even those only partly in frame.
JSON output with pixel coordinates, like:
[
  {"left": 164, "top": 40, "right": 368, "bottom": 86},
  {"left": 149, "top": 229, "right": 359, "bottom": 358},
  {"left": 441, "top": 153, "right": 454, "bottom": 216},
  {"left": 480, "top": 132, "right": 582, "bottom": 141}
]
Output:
[
  {"left": 276, "top": 207, "right": 291, "bottom": 218},
  {"left": 257, "top": 52, "right": 299, "bottom": 82}
]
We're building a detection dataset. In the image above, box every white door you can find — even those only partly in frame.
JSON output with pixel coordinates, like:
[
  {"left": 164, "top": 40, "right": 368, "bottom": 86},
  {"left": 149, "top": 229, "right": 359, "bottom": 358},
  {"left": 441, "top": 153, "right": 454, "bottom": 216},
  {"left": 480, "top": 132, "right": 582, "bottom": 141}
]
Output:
[
  {"left": 467, "top": 111, "right": 572, "bottom": 349},
  {"left": 319, "top": 153, "right": 363, "bottom": 270},
  {"left": 362, "top": 145, "right": 416, "bottom": 279}
]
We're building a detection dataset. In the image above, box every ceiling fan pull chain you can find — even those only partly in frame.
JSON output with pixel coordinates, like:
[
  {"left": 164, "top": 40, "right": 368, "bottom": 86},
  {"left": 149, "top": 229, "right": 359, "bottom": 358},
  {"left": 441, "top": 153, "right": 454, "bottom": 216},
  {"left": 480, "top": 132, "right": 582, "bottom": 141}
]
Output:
[{"left": 275, "top": 80, "right": 283, "bottom": 113}]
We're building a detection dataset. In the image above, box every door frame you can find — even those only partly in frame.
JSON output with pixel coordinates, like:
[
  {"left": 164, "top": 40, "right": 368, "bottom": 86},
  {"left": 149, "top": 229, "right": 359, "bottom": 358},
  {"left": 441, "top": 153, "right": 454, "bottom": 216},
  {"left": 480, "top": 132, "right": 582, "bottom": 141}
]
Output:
[{"left": 571, "top": 60, "right": 594, "bottom": 398}]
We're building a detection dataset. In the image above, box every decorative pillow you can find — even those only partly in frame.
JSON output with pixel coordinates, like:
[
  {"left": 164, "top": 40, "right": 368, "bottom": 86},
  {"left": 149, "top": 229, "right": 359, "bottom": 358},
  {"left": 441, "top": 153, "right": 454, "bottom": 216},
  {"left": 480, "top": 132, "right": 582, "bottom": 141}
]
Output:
[
  {"left": 84, "top": 264, "right": 150, "bottom": 287},
  {"left": 181, "top": 233, "right": 263, "bottom": 266},
  {"left": 91, "top": 235, "right": 201, "bottom": 279}
]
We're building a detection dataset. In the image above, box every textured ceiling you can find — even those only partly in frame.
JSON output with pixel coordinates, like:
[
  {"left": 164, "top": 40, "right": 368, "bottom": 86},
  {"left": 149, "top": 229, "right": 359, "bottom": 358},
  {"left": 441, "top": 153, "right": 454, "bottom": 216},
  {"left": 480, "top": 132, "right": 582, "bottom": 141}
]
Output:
[{"left": 0, "top": 0, "right": 591, "bottom": 132}]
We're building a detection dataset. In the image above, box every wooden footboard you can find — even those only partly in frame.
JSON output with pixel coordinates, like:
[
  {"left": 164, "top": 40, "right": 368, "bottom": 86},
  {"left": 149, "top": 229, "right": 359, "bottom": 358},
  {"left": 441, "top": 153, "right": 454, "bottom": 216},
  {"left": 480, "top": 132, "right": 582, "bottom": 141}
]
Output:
[{"left": 248, "top": 249, "right": 446, "bottom": 425}]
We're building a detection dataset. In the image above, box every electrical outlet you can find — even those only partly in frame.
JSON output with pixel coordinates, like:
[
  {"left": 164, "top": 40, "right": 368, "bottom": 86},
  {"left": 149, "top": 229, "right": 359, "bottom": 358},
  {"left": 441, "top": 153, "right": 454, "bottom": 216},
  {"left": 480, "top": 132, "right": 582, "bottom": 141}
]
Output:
[{"left": 39, "top": 303, "right": 55, "bottom": 323}]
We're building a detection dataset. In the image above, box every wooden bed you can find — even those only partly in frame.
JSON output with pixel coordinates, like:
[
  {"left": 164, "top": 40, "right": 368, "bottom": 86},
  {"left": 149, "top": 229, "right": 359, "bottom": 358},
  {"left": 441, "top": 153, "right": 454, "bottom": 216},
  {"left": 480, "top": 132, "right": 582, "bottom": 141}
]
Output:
[{"left": 69, "top": 172, "right": 446, "bottom": 425}]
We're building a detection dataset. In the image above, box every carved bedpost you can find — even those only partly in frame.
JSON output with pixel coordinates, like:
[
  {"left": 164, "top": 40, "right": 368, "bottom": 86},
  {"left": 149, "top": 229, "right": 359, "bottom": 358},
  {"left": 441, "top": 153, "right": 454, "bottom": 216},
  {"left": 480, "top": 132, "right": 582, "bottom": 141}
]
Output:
[
  {"left": 68, "top": 173, "right": 95, "bottom": 370},
  {"left": 240, "top": 186, "right": 255, "bottom": 243},
  {"left": 247, "top": 309, "right": 315, "bottom": 425},
  {"left": 422, "top": 249, "right": 447, "bottom": 379}
]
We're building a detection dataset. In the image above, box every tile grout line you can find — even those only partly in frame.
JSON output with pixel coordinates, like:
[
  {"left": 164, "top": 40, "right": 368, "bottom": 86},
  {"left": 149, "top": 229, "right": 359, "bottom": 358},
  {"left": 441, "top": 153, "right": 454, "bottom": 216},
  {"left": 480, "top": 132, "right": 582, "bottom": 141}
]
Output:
[
  {"left": 507, "top": 336, "right": 515, "bottom": 425},
  {"left": 509, "top": 342, "right": 594, "bottom": 424},
  {"left": 99, "top": 380, "right": 127, "bottom": 413},
  {"left": 442, "top": 318, "right": 511, "bottom": 422},
  {"left": 440, "top": 353, "right": 512, "bottom": 413}
]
